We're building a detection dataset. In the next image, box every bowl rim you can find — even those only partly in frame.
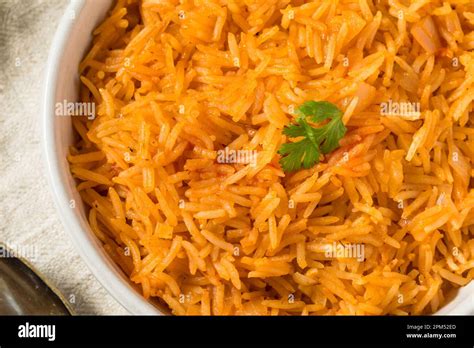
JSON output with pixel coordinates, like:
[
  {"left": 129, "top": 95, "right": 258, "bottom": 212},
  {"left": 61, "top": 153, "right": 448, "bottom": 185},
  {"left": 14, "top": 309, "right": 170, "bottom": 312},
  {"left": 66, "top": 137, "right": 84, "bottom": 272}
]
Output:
[{"left": 42, "top": 0, "right": 160, "bottom": 315}]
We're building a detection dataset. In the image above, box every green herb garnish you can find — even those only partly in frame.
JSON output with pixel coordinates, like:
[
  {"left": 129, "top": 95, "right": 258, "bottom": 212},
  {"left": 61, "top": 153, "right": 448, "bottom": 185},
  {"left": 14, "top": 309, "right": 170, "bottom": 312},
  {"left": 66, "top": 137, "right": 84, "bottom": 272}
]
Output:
[{"left": 278, "top": 101, "right": 347, "bottom": 173}]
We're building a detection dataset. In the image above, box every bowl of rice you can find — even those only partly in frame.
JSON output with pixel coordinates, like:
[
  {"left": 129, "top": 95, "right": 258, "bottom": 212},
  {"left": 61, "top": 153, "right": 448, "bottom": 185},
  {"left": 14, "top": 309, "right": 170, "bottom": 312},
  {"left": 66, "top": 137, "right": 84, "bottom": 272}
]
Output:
[{"left": 43, "top": 0, "right": 474, "bottom": 315}]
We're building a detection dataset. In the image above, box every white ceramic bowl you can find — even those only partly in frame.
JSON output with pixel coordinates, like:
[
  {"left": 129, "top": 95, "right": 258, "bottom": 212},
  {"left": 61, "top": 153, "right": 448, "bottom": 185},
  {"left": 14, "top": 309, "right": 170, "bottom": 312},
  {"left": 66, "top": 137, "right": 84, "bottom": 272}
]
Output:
[{"left": 43, "top": 0, "right": 474, "bottom": 315}]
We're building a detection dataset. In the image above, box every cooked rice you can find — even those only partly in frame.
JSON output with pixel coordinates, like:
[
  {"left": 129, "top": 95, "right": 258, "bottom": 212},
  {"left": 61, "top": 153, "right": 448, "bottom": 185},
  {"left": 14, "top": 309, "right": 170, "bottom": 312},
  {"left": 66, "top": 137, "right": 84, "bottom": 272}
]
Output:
[{"left": 70, "top": 0, "right": 474, "bottom": 315}]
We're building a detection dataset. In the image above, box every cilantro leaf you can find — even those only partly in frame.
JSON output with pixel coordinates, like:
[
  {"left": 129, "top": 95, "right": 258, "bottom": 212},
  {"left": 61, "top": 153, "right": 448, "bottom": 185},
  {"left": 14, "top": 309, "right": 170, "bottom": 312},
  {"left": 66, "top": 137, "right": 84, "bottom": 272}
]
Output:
[
  {"left": 319, "top": 116, "right": 347, "bottom": 154},
  {"left": 296, "top": 101, "right": 343, "bottom": 123},
  {"left": 278, "top": 139, "right": 320, "bottom": 173},
  {"left": 282, "top": 123, "right": 306, "bottom": 138},
  {"left": 278, "top": 101, "right": 347, "bottom": 173}
]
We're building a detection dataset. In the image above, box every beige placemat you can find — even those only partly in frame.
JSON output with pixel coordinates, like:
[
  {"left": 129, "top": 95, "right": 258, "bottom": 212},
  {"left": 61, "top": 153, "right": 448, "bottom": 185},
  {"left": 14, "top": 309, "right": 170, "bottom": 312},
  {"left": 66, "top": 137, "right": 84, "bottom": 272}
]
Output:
[{"left": 0, "top": 0, "right": 127, "bottom": 315}]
